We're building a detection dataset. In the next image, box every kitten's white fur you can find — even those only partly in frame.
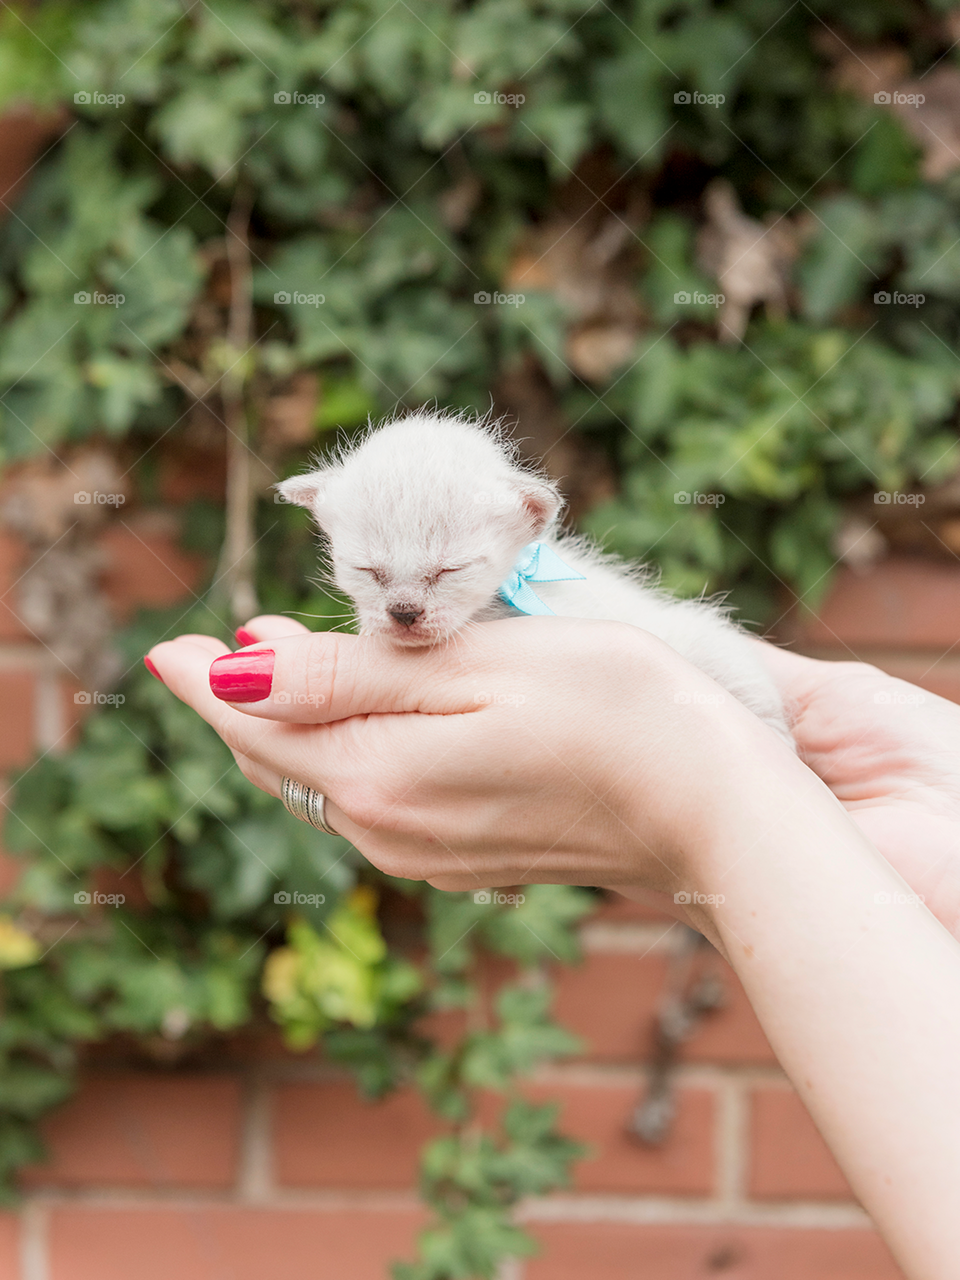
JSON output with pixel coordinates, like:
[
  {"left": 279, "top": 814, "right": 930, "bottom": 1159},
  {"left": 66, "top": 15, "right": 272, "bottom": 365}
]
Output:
[{"left": 277, "top": 412, "right": 793, "bottom": 745}]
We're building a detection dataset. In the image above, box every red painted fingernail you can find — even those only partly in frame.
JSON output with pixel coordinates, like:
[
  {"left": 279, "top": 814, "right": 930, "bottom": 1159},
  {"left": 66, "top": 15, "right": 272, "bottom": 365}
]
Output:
[
  {"left": 209, "top": 649, "right": 275, "bottom": 702},
  {"left": 143, "top": 656, "right": 164, "bottom": 684},
  {"left": 235, "top": 627, "right": 258, "bottom": 647}
]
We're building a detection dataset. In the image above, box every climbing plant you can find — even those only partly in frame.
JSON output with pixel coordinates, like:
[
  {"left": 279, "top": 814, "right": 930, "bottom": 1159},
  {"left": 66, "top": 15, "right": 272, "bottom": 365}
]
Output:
[{"left": 0, "top": 0, "right": 959, "bottom": 1274}]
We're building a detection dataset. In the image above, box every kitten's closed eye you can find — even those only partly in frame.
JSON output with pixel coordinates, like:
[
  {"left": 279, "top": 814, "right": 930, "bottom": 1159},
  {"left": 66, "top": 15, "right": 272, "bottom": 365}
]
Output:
[
  {"left": 426, "top": 566, "right": 467, "bottom": 585},
  {"left": 354, "top": 566, "right": 471, "bottom": 587}
]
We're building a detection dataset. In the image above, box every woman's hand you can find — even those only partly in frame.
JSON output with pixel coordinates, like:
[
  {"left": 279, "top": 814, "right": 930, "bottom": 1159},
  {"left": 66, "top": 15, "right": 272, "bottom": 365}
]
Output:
[
  {"left": 147, "top": 616, "right": 960, "bottom": 1276},
  {"left": 756, "top": 645, "right": 960, "bottom": 940},
  {"left": 145, "top": 614, "right": 795, "bottom": 933}
]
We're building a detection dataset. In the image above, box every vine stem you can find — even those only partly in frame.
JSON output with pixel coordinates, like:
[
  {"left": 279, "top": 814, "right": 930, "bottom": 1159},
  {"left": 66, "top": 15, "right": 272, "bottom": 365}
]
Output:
[{"left": 215, "top": 183, "right": 260, "bottom": 625}]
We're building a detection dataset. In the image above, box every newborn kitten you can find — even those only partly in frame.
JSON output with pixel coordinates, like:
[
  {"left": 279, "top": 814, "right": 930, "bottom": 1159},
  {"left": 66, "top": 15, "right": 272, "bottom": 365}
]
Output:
[{"left": 276, "top": 412, "right": 793, "bottom": 745}]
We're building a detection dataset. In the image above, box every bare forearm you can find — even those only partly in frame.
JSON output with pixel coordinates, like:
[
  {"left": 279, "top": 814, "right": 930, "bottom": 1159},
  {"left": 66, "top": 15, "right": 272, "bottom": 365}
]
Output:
[{"left": 675, "top": 752, "right": 960, "bottom": 1279}]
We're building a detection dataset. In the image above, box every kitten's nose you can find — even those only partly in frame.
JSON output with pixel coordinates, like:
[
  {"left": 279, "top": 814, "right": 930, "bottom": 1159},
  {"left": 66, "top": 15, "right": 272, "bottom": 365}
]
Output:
[{"left": 389, "top": 606, "right": 423, "bottom": 627}]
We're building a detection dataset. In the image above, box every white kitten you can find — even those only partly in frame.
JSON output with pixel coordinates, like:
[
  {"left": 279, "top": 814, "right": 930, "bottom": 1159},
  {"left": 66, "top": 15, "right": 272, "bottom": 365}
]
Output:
[{"left": 277, "top": 412, "right": 793, "bottom": 745}]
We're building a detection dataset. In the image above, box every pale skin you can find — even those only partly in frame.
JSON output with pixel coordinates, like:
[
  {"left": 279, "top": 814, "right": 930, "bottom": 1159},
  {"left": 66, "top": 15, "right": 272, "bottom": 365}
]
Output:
[{"left": 148, "top": 616, "right": 960, "bottom": 1280}]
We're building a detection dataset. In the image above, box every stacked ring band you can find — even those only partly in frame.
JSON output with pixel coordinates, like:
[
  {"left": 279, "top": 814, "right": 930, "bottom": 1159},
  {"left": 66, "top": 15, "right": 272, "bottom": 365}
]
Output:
[{"left": 281, "top": 775, "right": 339, "bottom": 836}]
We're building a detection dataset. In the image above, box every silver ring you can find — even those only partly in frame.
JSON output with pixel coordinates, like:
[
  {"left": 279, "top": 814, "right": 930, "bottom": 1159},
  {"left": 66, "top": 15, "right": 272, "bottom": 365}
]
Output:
[{"left": 281, "top": 775, "right": 339, "bottom": 836}]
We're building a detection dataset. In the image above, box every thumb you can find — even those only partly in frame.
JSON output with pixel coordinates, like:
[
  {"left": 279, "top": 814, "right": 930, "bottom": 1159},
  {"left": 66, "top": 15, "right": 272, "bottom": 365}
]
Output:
[{"left": 204, "top": 627, "right": 499, "bottom": 722}]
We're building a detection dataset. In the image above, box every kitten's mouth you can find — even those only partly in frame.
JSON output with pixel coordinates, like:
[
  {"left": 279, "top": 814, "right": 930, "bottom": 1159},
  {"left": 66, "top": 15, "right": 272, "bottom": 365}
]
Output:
[{"left": 376, "top": 618, "right": 441, "bottom": 647}]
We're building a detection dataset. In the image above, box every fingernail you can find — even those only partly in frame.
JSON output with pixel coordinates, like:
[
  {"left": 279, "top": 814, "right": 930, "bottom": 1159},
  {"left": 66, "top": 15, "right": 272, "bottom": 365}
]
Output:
[
  {"left": 235, "top": 627, "right": 258, "bottom": 647},
  {"left": 209, "top": 649, "right": 275, "bottom": 703},
  {"left": 143, "top": 656, "right": 164, "bottom": 684}
]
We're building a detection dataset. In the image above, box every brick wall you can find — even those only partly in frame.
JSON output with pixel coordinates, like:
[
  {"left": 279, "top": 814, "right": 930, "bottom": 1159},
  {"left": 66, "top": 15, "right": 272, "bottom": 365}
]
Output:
[{"left": 2, "top": 515, "right": 953, "bottom": 1276}]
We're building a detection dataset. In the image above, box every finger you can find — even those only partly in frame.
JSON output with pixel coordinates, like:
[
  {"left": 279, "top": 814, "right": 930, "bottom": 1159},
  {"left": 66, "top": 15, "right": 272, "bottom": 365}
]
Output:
[
  {"left": 147, "top": 638, "right": 289, "bottom": 751},
  {"left": 172, "top": 635, "right": 233, "bottom": 657},
  {"left": 205, "top": 620, "right": 536, "bottom": 722},
  {"left": 236, "top": 615, "right": 312, "bottom": 646},
  {"left": 146, "top": 635, "right": 444, "bottom": 816}
]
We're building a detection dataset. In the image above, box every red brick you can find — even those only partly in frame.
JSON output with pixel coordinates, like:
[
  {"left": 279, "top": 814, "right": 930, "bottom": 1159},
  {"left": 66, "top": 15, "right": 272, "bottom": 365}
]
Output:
[
  {"left": 525, "top": 1223, "right": 905, "bottom": 1279},
  {"left": 21, "top": 1074, "right": 241, "bottom": 1189},
  {"left": 0, "top": 1212, "right": 19, "bottom": 1277},
  {"left": 273, "top": 1082, "right": 443, "bottom": 1189},
  {"left": 526, "top": 1083, "right": 714, "bottom": 1195},
  {"left": 790, "top": 556, "right": 960, "bottom": 651},
  {"left": 749, "top": 1087, "right": 853, "bottom": 1201},
  {"left": 158, "top": 441, "right": 226, "bottom": 505},
  {"left": 49, "top": 1207, "right": 424, "bottom": 1280},
  {"left": 553, "top": 954, "right": 776, "bottom": 1065},
  {"left": 0, "top": 670, "right": 35, "bottom": 768},
  {"left": 0, "top": 531, "right": 32, "bottom": 639},
  {"left": 99, "top": 515, "right": 206, "bottom": 618}
]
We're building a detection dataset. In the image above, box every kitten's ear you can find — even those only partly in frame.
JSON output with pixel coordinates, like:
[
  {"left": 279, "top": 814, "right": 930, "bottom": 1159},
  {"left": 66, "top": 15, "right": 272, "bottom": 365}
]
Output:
[
  {"left": 275, "top": 469, "right": 332, "bottom": 513},
  {"left": 513, "top": 476, "right": 562, "bottom": 537}
]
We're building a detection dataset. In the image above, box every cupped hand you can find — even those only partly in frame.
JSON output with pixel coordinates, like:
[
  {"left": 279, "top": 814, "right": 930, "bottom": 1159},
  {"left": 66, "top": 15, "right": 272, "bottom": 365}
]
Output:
[
  {"left": 145, "top": 615, "right": 791, "bottom": 910},
  {"left": 756, "top": 644, "right": 960, "bottom": 939}
]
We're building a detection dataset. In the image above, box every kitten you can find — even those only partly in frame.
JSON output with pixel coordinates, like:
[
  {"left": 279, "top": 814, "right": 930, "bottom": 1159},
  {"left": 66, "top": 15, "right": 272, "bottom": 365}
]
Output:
[{"left": 276, "top": 412, "right": 793, "bottom": 745}]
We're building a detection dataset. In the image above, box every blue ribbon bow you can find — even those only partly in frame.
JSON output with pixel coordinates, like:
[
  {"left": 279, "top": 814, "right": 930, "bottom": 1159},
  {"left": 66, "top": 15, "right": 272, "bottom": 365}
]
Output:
[{"left": 498, "top": 542, "right": 585, "bottom": 616}]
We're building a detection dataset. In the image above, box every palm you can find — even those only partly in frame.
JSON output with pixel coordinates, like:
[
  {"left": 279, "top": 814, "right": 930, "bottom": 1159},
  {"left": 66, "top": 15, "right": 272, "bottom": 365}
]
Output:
[{"left": 760, "top": 646, "right": 960, "bottom": 939}]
